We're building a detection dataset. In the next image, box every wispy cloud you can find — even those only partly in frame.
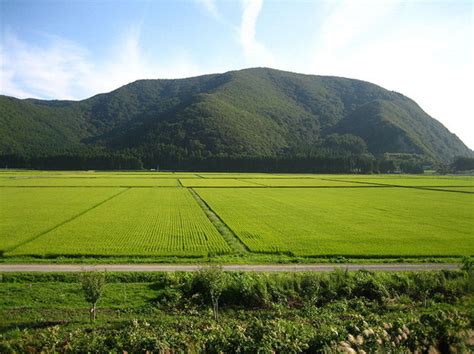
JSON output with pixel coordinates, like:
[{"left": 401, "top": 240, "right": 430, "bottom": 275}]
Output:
[
  {"left": 0, "top": 0, "right": 277, "bottom": 101},
  {"left": 0, "top": 32, "right": 92, "bottom": 99},
  {"left": 0, "top": 26, "right": 202, "bottom": 100},
  {"left": 195, "top": 0, "right": 222, "bottom": 21},
  {"left": 239, "top": 0, "right": 275, "bottom": 67},
  {"left": 314, "top": 0, "right": 400, "bottom": 55}
]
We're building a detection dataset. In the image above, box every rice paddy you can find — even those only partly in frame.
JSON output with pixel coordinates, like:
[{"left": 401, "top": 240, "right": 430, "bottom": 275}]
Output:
[
  {"left": 0, "top": 170, "right": 472, "bottom": 259},
  {"left": 8, "top": 188, "right": 230, "bottom": 257},
  {"left": 196, "top": 187, "right": 473, "bottom": 256}
]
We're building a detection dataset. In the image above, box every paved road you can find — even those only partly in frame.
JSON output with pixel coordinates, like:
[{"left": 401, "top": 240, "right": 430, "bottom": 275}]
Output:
[{"left": 0, "top": 263, "right": 460, "bottom": 272}]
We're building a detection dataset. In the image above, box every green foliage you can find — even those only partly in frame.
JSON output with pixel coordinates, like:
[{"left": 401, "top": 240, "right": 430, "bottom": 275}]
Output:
[
  {"left": 80, "top": 271, "right": 106, "bottom": 321},
  {"left": 1, "top": 270, "right": 473, "bottom": 352},
  {"left": 400, "top": 160, "right": 424, "bottom": 174},
  {"left": 193, "top": 265, "right": 226, "bottom": 320},
  {"left": 452, "top": 156, "right": 474, "bottom": 172},
  {"left": 461, "top": 256, "right": 473, "bottom": 273},
  {"left": 324, "top": 133, "right": 368, "bottom": 155}
]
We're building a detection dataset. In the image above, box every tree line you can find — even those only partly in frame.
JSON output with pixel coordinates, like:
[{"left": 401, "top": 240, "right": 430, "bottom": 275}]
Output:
[{"left": 0, "top": 151, "right": 414, "bottom": 173}]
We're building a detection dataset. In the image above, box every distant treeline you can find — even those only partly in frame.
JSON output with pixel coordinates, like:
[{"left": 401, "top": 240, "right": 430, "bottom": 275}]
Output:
[
  {"left": 145, "top": 155, "right": 392, "bottom": 173},
  {"left": 0, "top": 150, "right": 430, "bottom": 174},
  {"left": 0, "top": 152, "right": 143, "bottom": 171}
]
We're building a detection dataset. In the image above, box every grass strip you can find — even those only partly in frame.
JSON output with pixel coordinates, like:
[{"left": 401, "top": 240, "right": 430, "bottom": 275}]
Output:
[{"left": 188, "top": 188, "right": 249, "bottom": 255}]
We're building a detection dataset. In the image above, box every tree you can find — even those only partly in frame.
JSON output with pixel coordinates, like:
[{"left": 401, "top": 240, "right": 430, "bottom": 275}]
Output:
[
  {"left": 451, "top": 156, "right": 474, "bottom": 172},
  {"left": 80, "top": 271, "right": 106, "bottom": 321},
  {"left": 197, "top": 265, "right": 225, "bottom": 321},
  {"left": 324, "top": 133, "right": 368, "bottom": 155},
  {"left": 400, "top": 161, "right": 424, "bottom": 174},
  {"left": 377, "top": 158, "right": 397, "bottom": 173}
]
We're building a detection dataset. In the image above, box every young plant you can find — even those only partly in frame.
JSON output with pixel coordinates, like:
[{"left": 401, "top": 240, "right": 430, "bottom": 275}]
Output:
[
  {"left": 80, "top": 271, "right": 106, "bottom": 322},
  {"left": 196, "top": 265, "right": 225, "bottom": 321}
]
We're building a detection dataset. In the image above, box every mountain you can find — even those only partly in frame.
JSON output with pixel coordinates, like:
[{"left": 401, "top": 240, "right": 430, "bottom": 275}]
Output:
[{"left": 0, "top": 68, "right": 471, "bottom": 167}]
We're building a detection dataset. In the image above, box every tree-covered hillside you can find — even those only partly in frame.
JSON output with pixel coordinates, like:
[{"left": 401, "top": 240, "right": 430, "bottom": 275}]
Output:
[{"left": 0, "top": 68, "right": 471, "bottom": 169}]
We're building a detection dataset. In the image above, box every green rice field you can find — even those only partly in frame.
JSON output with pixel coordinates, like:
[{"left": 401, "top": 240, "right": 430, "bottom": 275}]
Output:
[
  {"left": 0, "top": 187, "right": 121, "bottom": 252},
  {"left": 0, "top": 170, "right": 472, "bottom": 260},
  {"left": 0, "top": 177, "right": 179, "bottom": 187},
  {"left": 8, "top": 188, "right": 230, "bottom": 257},
  {"left": 196, "top": 188, "right": 473, "bottom": 256}
]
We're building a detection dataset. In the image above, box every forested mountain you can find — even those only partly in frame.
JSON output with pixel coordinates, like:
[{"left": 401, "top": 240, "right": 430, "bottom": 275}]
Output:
[{"left": 0, "top": 68, "right": 471, "bottom": 170}]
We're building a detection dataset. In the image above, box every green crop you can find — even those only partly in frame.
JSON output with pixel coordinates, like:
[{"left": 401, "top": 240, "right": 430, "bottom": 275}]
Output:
[
  {"left": 0, "top": 187, "right": 123, "bottom": 252},
  {"left": 196, "top": 187, "right": 474, "bottom": 257},
  {"left": 0, "top": 177, "right": 179, "bottom": 187},
  {"left": 8, "top": 188, "right": 231, "bottom": 257},
  {"left": 1, "top": 171, "right": 472, "bottom": 259}
]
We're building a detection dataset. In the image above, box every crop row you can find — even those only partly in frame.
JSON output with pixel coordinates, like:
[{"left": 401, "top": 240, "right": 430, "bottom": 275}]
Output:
[{"left": 5, "top": 188, "right": 231, "bottom": 257}]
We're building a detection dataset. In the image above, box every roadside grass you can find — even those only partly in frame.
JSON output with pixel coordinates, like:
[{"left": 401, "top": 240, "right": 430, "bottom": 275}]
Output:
[
  {"left": 0, "top": 254, "right": 464, "bottom": 264},
  {"left": 1, "top": 270, "right": 473, "bottom": 352}
]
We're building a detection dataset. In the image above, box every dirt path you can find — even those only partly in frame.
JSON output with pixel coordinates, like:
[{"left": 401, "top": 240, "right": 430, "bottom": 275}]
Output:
[{"left": 0, "top": 263, "right": 459, "bottom": 272}]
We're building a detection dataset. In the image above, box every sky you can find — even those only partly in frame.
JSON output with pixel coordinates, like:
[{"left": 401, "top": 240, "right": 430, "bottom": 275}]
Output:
[{"left": 1, "top": 0, "right": 473, "bottom": 148}]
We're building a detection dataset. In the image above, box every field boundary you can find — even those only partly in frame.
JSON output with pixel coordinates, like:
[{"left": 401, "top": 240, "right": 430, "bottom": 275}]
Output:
[
  {"left": 321, "top": 178, "right": 474, "bottom": 194},
  {"left": 4, "top": 188, "right": 131, "bottom": 254},
  {"left": 239, "top": 179, "right": 267, "bottom": 186},
  {"left": 188, "top": 188, "right": 249, "bottom": 254},
  {"left": 0, "top": 185, "right": 179, "bottom": 188},
  {"left": 410, "top": 186, "right": 474, "bottom": 194},
  {"left": 187, "top": 185, "right": 390, "bottom": 189}
]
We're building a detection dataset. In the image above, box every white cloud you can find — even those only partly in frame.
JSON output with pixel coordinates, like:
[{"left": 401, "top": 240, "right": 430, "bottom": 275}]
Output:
[
  {"left": 196, "top": 0, "right": 221, "bottom": 21},
  {"left": 0, "top": 26, "right": 203, "bottom": 100},
  {"left": 239, "top": 0, "right": 275, "bottom": 67},
  {"left": 0, "top": 32, "right": 92, "bottom": 99},
  {"left": 0, "top": 0, "right": 277, "bottom": 101},
  {"left": 0, "top": 65, "right": 34, "bottom": 98},
  {"left": 315, "top": 0, "right": 400, "bottom": 55}
]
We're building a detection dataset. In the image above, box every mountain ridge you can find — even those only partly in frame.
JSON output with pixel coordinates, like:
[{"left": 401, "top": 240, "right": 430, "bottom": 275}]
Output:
[{"left": 0, "top": 67, "right": 471, "bottom": 167}]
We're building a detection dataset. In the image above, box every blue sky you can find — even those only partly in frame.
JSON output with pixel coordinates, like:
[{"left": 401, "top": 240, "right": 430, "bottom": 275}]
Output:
[{"left": 1, "top": 0, "right": 473, "bottom": 148}]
